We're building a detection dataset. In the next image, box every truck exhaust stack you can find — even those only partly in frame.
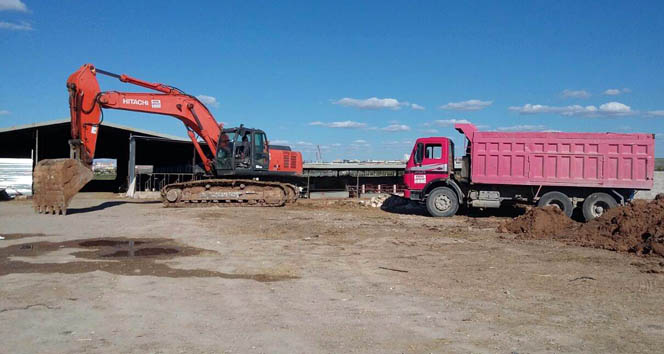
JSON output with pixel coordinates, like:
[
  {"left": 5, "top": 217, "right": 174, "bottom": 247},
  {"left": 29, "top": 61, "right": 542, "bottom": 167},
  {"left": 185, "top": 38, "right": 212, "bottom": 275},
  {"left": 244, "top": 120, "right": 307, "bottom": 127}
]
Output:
[{"left": 32, "top": 159, "right": 94, "bottom": 215}]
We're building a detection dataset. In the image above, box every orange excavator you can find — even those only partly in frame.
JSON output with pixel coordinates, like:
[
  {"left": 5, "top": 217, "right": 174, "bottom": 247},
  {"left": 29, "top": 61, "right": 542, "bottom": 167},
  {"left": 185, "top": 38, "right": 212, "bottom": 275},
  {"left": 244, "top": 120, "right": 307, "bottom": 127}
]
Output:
[{"left": 33, "top": 64, "right": 302, "bottom": 214}]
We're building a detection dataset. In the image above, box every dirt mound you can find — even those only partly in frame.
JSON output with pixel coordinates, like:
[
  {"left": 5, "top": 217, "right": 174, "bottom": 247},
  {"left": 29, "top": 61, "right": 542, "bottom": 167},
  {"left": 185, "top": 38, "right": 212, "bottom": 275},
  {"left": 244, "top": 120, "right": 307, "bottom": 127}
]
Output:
[
  {"left": 499, "top": 194, "right": 664, "bottom": 257},
  {"left": 574, "top": 195, "right": 664, "bottom": 256},
  {"left": 497, "top": 206, "right": 575, "bottom": 239}
]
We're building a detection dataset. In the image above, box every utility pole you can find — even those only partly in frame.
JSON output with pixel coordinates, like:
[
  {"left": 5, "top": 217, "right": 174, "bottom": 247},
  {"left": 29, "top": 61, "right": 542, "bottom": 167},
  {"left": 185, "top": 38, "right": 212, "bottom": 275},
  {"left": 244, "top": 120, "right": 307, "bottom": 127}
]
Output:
[{"left": 316, "top": 145, "right": 322, "bottom": 163}]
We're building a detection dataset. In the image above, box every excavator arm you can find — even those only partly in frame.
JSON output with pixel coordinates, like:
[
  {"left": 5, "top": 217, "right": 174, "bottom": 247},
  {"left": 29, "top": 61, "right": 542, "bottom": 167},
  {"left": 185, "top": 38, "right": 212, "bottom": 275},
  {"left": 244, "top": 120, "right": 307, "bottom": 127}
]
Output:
[
  {"left": 67, "top": 64, "right": 222, "bottom": 172},
  {"left": 34, "top": 64, "right": 224, "bottom": 214}
]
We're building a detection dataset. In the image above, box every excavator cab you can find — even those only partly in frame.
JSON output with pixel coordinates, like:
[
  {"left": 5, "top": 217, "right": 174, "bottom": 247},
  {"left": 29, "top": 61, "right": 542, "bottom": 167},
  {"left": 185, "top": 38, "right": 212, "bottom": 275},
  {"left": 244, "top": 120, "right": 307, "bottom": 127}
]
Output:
[{"left": 216, "top": 126, "right": 269, "bottom": 174}]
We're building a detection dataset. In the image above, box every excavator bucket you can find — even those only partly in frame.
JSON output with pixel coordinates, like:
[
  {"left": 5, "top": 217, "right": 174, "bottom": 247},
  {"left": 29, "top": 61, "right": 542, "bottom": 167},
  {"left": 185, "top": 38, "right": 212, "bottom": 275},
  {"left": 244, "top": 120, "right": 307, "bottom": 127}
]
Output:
[{"left": 32, "top": 158, "right": 94, "bottom": 215}]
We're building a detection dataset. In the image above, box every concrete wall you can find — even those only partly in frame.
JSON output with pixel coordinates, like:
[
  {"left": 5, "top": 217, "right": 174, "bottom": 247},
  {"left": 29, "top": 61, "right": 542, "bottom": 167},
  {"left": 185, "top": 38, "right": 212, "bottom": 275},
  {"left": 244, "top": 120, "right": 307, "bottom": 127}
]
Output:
[{"left": 635, "top": 171, "right": 664, "bottom": 199}]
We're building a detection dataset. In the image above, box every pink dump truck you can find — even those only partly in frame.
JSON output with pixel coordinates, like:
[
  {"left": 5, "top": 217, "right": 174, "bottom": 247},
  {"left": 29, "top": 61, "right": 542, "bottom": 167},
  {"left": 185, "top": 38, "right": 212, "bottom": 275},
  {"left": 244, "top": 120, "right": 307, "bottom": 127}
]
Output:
[{"left": 404, "top": 123, "right": 655, "bottom": 220}]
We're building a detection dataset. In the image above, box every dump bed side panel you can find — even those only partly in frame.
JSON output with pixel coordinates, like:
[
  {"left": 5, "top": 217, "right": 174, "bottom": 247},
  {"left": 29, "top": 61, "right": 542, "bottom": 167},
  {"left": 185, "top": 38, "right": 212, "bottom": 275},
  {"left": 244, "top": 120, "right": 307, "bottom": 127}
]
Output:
[{"left": 465, "top": 131, "right": 654, "bottom": 189}]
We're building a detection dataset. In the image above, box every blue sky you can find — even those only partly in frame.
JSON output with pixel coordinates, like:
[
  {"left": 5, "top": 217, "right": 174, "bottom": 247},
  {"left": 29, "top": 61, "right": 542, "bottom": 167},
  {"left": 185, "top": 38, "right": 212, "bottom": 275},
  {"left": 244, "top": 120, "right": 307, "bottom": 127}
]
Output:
[{"left": 1, "top": 0, "right": 663, "bottom": 161}]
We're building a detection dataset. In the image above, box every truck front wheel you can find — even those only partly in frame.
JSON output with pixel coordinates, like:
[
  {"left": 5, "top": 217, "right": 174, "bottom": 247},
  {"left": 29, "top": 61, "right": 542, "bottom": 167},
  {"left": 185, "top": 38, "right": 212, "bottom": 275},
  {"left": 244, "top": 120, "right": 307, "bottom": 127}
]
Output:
[
  {"left": 426, "top": 187, "right": 459, "bottom": 217},
  {"left": 582, "top": 192, "right": 617, "bottom": 221},
  {"left": 537, "top": 191, "right": 574, "bottom": 217}
]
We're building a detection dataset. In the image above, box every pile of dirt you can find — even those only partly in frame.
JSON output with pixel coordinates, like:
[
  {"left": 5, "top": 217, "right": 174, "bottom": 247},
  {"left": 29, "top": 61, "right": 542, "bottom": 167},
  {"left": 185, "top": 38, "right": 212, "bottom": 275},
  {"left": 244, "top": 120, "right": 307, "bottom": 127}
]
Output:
[
  {"left": 574, "top": 195, "right": 664, "bottom": 256},
  {"left": 499, "top": 194, "right": 664, "bottom": 257},
  {"left": 497, "top": 206, "right": 575, "bottom": 239}
]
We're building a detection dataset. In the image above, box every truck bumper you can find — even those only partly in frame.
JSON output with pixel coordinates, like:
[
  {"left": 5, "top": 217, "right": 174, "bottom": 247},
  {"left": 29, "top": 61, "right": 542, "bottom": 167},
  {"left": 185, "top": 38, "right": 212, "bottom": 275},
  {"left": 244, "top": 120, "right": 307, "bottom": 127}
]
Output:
[{"left": 407, "top": 190, "right": 422, "bottom": 201}]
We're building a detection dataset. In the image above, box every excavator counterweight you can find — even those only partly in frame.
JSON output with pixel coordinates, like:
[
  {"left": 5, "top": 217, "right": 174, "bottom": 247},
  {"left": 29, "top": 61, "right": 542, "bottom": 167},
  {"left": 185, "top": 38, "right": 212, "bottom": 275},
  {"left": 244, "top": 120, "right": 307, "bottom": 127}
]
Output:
[{"left": 33, "top": 64, "right": 302, "bottom": 214}]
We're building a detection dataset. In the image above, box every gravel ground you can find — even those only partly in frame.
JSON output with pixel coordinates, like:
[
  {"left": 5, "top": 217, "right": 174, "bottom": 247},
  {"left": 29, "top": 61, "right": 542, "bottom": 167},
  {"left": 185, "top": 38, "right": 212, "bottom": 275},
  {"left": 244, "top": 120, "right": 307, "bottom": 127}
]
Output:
[{"left": 1, "top": 193, "right": 663, "bottom": 353}]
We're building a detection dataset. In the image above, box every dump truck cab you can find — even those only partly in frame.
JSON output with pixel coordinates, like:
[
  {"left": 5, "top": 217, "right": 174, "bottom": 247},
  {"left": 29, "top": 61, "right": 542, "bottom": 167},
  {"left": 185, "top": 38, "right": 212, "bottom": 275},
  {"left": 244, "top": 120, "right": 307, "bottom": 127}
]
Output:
[{"left": 404, "top": 136, "right": 461, "bottom": 216}]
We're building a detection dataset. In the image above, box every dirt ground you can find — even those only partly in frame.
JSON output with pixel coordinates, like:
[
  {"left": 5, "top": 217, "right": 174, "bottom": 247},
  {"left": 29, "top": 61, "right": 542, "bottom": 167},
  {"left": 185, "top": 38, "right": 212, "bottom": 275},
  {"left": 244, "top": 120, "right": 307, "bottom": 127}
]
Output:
[{"left": 1, "top": 193, "right": 663, "bottom": 354}]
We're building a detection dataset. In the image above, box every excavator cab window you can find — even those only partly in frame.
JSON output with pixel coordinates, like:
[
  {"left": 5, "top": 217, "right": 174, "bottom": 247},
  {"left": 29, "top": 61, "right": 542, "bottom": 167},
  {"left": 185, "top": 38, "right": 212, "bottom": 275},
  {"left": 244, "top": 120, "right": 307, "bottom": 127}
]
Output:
[
  {"left": 253, "top": 131, "right": 268, "bottom": 170},
  {"left": 235, "top": 131, "right": 251, "bottom": 169},
  {"left": 216, "top": 131, "right": 236, "bottom": 170}
]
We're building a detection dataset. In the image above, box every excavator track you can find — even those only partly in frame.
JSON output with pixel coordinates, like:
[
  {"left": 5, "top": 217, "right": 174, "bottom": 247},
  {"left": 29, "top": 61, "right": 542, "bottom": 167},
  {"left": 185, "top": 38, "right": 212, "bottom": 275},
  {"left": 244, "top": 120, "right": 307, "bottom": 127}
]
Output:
[{"left": 160, "top": 179, "right": 298, "bottom": 208}]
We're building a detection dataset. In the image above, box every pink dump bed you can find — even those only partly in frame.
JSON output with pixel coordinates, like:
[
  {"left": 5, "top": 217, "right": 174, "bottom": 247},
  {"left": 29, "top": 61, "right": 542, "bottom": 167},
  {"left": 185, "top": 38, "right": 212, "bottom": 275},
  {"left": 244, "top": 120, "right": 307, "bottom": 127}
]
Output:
[{"left": 455, "top": 124, "right": 655, "bottom": 190}]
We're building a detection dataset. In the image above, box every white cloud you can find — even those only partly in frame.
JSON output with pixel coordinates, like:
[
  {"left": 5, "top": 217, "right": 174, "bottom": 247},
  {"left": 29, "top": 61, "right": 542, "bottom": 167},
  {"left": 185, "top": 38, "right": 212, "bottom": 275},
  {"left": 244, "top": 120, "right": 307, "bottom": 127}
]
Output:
[
  {"left": 431, "top": 119, "right": 471, "bottom": 127},
  {"left": 333, "top": 97, "right": 397, "bottom": 110},
  {"left": 0, "top": 0, "right": 28, "bottom": 12},
  {"left": 509, "top": 101, "right": 634, "bottom": 117},
  {"left": 420, "top": 128, "right": 438, "bottom": 134},
  {"left": 353, "top": 139, "right": 368, "bottom": 144},
  {"left": 0, "top": 20, "right": 32, "bottom": 31},
  {"left": 0, "top": 110, "right": 9, "bottom": 115},
  {"left": 496, "top": 125, "right": 547, "bottom": 131},
  {"left": 646, "top": 110, "right": 664, "bottom": 117},
  {"left": 598, "top": 102, "right": 632, "bottom": 115},
  {"left": 603, "top": 88, "right": 630, "bottom": 96},
  {"left": 270, "top": 139, "right": 289, "bottom": 145},
  {"left": 196, "top": 95, "right": 219, "bottom": 108},
  {"left": 381, "top": 124, "right": 410, "bottom": 132},
  {"left": 562, "top": 89, "right": 591, "bottom": 99},
  {"left": 383, "top": 140, "right": 414, "bottom": 146},
  {"left": 441, "top": 99, "right": 492, "bottom": 111},
  {"left": 333, "top": 97, "right": 424, "bottom": 111},
  {"left": 309, "top": 120, "right": 368, "bottom": 129},
  {"left": 295, "top": 141, "right": 313, "bottom": 146}
]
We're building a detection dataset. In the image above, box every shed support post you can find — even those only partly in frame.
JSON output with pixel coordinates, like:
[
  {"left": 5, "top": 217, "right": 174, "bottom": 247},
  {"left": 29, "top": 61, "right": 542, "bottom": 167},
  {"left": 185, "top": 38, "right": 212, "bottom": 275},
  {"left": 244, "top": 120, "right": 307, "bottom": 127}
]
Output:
[
  {"left": 192, "top": 145, "right": 196, "bottom": 175},
  {"left": 126, "top": 134, "right": 136, "bottom": 198},
  {"left": 35, "top": 128, "right": 39, "bottom": 163}
]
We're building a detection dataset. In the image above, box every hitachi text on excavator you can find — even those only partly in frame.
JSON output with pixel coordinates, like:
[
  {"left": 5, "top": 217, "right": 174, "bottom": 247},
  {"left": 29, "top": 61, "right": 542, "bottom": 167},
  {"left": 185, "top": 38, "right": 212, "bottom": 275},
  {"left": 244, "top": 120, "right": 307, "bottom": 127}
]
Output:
[{"left": 33, "top": 64, "right": 302, "bottom": 214}]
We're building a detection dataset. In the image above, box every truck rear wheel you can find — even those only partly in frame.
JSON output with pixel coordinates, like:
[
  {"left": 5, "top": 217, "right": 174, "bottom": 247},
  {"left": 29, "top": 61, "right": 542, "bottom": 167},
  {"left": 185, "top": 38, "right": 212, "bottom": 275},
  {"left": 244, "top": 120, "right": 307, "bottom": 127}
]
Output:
[
  {"left": 426, "top": 187, "right": 459, "bottom": 217},
  {"left": 582, "top": 192, "right": 617, "bottom": 221},
  {"left": 537, "top": 191, "right": 574, "bottom": 217}
]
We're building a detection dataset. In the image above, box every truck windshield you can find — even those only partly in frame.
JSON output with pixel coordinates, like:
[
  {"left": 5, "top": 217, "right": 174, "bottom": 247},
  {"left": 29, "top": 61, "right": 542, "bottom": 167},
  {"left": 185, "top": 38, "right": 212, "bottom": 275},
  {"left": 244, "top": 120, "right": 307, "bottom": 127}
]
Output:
[{"left": 414, "top": 143, "right": 424, "bottom": 164}]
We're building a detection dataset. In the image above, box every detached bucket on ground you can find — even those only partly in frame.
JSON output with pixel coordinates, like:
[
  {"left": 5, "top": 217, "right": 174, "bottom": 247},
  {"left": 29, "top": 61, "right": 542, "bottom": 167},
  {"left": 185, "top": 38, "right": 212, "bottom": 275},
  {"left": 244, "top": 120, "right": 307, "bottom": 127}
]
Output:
[{"left": 32, "top": 158, "right": 93, "bottom": 215}]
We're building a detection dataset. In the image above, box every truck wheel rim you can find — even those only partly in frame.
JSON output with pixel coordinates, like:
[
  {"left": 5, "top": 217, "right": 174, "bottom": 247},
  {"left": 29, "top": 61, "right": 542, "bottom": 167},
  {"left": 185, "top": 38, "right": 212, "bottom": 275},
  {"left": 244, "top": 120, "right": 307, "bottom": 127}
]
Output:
[
  {"left": 592, "top": 202, "right": 608, "bottom": 217},
  {"left": 434, "top": 194, "right": 451, "bottom": 211},
  {"left": 546, "top": 200, "right": 563, "bottom": 210}
]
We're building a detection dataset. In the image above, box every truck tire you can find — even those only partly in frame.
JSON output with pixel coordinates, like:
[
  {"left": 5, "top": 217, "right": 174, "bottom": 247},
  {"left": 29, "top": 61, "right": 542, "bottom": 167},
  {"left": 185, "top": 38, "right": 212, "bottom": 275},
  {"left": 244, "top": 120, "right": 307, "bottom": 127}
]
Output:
[
  {"left": 537, "top": 191, "right": 574, "bottom": 217},
  {"left": 582, "top": 192, "right": 618, "bottom": 221},
  {"left": 426, "top": 187, "right": 459, "bottom": 217}
]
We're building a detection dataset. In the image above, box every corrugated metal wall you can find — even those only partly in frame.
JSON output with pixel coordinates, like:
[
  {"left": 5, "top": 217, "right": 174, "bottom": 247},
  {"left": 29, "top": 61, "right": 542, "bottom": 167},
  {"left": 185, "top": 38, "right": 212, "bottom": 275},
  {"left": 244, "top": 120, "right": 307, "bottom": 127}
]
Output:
[{"left": 0, "top": 158, "right": 32, "bottom": 196}]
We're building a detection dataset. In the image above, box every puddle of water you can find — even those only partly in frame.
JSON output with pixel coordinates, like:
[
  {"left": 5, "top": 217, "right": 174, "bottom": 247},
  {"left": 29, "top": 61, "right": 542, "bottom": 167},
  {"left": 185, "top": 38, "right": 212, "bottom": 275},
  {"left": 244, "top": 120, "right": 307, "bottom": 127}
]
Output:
[
  {"left": 78, "top": 240, "right": 146, "bottom": 247},
  {"left": 102, "top": 248, "right": 179, "bottom": 258},
  {"left": 0, "top": 237, "right": 297, "bottom": 282}
]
